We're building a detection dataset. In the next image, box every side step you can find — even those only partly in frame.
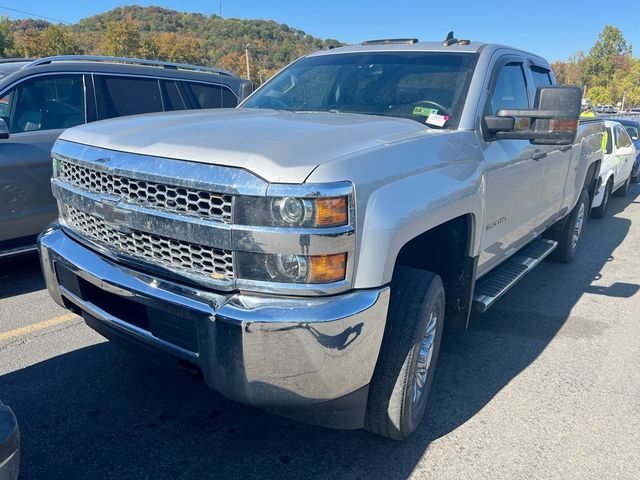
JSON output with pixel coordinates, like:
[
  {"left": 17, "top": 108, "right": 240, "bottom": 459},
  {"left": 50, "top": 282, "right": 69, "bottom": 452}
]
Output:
[{"left": 472, "top": 238, "right": 557, "bottom": 313}]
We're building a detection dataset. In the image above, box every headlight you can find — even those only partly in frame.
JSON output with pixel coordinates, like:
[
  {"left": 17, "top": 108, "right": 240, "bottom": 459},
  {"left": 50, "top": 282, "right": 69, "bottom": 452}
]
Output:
[
  {"left": 237, "top": 252, "right": 347, "bottom": 284},
  {"left": 235, "top": 195, "right": 348, "bottom": 228}
]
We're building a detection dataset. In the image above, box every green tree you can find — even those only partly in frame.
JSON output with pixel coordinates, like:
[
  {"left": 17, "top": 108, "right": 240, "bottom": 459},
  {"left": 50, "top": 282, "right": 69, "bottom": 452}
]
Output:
[
  {"left": 582, "top": 26, "right": 632, "bottom": 87},
  {"left": 145, "top": 32, "right": 206, "bottom": 64},
  {"left": 39, "top": 25, "right": 83, "bottom": 56},
  {"left": 0, "top": 16, "right": 13, "bottom": 56},
  {"left": 98, "top": 20, "right": 141, "bottom": 57},
  {"left": 585, "top": 85, "right": 611, "bottom": 105}
]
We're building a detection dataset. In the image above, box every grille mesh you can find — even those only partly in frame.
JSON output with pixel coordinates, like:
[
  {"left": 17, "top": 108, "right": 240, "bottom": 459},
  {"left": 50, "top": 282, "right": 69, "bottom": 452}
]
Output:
[
  {"left": 59, "top": 159, "right": 233, "bottom": 223},
  {"left": 64, "top": 206, "right": 234, "bottom": 281}
]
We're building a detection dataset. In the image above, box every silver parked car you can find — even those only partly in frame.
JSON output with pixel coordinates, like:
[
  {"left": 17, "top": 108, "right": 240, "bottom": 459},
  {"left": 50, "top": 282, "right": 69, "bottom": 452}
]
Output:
[{"left": 0, "top": 56, "right": 251, "bottom": 258}]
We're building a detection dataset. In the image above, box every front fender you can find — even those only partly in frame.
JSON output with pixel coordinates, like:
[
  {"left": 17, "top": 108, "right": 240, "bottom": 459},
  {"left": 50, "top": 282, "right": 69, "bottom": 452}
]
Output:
[
  {"left": 353, "top": 161, "right": 484, "bottom": 288},
  {"left": 305, "top": 129, "right": 485, "bottom": 290}
]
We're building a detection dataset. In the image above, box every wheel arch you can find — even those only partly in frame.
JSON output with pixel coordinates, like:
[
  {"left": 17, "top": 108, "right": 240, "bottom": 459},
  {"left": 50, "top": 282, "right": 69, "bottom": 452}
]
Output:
[{"left": 392, "top": 214, "right": 478, "bottom": 330}]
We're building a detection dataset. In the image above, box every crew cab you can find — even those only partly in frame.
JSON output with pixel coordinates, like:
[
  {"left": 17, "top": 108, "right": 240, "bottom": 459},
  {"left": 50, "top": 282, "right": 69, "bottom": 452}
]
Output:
[
  {"left": 590, "top": 119, "right": 636, "bottom": 218},
  {"left": 38, "top": 36, "right": 603, "bottom": 440}
]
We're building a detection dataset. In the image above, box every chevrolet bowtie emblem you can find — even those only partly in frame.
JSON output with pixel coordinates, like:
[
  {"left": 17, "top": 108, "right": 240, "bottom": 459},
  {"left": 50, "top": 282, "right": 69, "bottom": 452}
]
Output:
[{"left": 94, "top": 200, "right": 130, "bottom": 227}]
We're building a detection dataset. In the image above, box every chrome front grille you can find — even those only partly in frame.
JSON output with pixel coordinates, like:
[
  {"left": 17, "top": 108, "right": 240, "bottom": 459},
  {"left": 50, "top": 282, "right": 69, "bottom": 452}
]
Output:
[
  {"left": 59, "top": 159, "right": 233, "bottom": 223},
  {"left": 63, "top": 205, "right": 234, "bottom": 281}
]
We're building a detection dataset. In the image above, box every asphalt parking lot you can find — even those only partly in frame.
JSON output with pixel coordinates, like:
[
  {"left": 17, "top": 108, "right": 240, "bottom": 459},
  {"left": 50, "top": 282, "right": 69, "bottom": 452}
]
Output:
[{"left": 1, "top": 185, "right": 639, "bottom": 480}]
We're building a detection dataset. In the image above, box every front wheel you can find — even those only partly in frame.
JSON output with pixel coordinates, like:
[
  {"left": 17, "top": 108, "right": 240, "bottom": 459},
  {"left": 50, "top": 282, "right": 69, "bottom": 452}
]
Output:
[
  {"left": 365, "top": 267, "right": 445, "bottom": 440},
  {"left": 548, "top": 189, "right": 589, "bottom": 263}
]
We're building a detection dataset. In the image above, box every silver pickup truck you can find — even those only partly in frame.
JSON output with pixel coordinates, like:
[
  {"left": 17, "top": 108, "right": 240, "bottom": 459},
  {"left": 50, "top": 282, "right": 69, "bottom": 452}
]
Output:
[{"left": 38, "top": 36, "right": 604, "bottom": 440}]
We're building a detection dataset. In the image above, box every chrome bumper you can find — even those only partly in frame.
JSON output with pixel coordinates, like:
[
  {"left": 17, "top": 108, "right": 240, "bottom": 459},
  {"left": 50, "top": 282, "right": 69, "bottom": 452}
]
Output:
[
  {"left": 38, "top": 225, "right": 389, "bottom": 427},
  {"left": 0, "top": 402, "right": 19, "bottom": 480}
]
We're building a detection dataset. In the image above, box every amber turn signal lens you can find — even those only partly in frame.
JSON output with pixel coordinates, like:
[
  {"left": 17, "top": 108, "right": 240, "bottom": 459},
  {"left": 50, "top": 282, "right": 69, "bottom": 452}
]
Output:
[
  {"left": 315, "top": 197, "right": 348, "bottom": 227},
  {"left": 308, "top": 253, "right": 347, "bottom": 283}
]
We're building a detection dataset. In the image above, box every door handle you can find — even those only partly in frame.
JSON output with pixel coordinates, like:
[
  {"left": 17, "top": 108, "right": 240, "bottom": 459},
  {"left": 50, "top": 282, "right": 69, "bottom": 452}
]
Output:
[
  {"left": 559, "top": 145, "right": 572, "bottom": 152},
  {"left": 532, "top": 150, "right": 547, "bottom": 161}
]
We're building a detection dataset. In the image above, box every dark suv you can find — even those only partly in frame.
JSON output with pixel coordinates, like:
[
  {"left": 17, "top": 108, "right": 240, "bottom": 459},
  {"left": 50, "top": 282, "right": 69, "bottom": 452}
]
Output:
[{"left": 0, "top": 55, "right": 251, "bottom": 257}]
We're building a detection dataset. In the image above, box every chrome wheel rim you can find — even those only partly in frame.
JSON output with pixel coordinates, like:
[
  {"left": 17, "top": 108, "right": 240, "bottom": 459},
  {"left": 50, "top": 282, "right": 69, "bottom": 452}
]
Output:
[
  {"left": 412, "top": 310, "right": 437, "bottom": 405},
  {"left": 571, "top": 202, "right": 585, "bottom": 249}
]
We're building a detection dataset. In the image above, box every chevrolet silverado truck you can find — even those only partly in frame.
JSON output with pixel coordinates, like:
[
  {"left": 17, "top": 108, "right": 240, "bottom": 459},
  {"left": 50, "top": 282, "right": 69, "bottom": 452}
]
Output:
[{"left": 38, "top": 36, "right": 604, "bottom": 440}]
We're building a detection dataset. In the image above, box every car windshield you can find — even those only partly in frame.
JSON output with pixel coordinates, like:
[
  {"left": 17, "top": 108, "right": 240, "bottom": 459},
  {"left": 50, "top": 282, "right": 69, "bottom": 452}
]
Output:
[{"left": 242, "top": 52, "right": 478, "bottom": 129}]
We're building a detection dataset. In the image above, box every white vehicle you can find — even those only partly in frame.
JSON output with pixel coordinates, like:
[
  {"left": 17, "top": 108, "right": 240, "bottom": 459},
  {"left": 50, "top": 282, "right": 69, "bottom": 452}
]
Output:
[{"left": 591, "top": 120, "right": 636, "bottom": 218}]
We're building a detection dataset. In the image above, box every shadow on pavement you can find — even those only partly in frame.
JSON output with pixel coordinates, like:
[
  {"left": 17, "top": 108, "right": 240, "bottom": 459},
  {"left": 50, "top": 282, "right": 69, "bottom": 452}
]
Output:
[
  {"left": 1, "top": 186, "right": 638, "bottom": 480},
  {"left": 0, "top": 252, "right": 44, "bottom": 299}
]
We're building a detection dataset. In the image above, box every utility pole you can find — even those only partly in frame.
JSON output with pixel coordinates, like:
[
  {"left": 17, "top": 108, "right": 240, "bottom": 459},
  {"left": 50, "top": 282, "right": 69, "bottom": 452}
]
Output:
[{"left": 244, "top": 43, "right": 251, "bottom": 80}]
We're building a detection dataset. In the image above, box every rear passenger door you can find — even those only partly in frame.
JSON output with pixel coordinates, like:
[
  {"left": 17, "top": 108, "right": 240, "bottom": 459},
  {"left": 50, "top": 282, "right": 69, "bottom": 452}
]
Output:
[
  {"left": 613, "top": 124, "right": 635, "bottom": 184},
  {"left": 527, "top": 63, "right": 574, "bottom": 228},
  {"left": 93, "top": 75, "right": 164, "bottom": 120},
  {"left": 0, "top": 74, "right": 86, "bottom": 243}
]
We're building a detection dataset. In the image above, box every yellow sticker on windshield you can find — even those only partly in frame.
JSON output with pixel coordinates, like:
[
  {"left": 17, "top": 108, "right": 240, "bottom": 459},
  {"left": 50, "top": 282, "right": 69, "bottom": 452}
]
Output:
[{"left": 413, "top": 106, "right": 438, "bottom": 117}]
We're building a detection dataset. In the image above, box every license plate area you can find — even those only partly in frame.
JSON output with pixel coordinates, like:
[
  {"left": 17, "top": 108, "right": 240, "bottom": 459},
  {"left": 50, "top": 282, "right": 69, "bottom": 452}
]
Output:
[{"left": 55, "top": 263, "right": 199, "bottom": 353}]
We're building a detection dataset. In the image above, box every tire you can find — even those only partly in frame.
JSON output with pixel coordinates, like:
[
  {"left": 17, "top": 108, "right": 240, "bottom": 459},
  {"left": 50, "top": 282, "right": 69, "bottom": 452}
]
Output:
[
  {"left": 613, "top": 174, "right": 631, "bottom": 197},
  {"left": 548, "top": 189, "right": 589, "bottom": 263},
  {"left": 591, "top": 181, "right": 611, "bottom": 219},
  {"left": 365, "top": 266, "right": 445, "bottom": 440}
]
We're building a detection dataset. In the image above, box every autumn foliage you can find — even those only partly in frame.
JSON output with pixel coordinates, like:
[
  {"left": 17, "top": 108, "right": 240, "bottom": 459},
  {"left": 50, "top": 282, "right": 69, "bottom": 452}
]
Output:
[{"left": 0, "top": 5, "right": 342, "bottom": 82}]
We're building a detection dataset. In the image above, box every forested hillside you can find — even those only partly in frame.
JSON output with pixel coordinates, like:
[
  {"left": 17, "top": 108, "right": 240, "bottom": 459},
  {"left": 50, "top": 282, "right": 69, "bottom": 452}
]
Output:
[{"left": 0, "top": 5, "right": 343, "bottom": 81}]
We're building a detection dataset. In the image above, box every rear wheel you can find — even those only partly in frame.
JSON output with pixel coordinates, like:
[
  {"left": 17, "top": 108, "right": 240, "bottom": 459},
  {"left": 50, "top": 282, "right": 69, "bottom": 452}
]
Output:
[
  {"left": 365, "top": 267, "right": 444, "bottom": 440},
  {"left": 548, "top": 189, "right": 589, "bottom": 263},
  {"left": 613, "top": 174, "right": 631, "bottom": 197},
  {"left": 591, "top": 181, "right": 611, "bottom": 219}
]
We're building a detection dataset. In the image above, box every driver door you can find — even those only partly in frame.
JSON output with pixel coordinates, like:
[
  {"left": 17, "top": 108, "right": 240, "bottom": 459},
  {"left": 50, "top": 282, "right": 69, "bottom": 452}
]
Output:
[{"left": 477, "top": 57, "right": 544, "bottom": 276}]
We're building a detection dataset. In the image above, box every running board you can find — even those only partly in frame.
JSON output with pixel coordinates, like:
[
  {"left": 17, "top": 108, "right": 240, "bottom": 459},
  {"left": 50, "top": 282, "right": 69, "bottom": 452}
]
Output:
[{"left": 472, "top": 238, "right": 558, "bottom": 313}]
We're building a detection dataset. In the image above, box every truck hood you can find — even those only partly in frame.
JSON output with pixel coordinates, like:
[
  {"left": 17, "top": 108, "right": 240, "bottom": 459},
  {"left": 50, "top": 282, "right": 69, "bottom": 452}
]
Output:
[{"left": 59, "top": 108, "right": 431, "bottom": 183}]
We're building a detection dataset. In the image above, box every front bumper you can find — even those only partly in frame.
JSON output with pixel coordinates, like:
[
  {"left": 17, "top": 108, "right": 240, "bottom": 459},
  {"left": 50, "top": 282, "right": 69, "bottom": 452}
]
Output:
[
  {"left": 0, "top": 402, "right": 19, "bottom": 480},
  {"left": 38, "top": 225, "right": 389, "bottom": 429}
]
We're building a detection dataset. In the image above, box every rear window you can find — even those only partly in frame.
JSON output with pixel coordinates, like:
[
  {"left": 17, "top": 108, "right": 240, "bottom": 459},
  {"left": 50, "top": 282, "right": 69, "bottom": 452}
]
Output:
[
  {"left": 95, "top": 76, "right": 163, "bottom": 120},
  {"left": 160, "top": 80, "right": 187, "bottom": 111},
  {"left": 623, "top": 125, "right": 639, "bottom": 141},
  {"left": 531, "top": 66, "right": 552, "bottom": 89},
  {"left": 184, "top": 82, "right": 237, "bottom": 109}
]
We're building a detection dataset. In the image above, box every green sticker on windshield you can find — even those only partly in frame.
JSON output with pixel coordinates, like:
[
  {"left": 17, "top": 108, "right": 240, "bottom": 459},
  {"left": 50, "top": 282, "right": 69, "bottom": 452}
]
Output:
[{"left": 412, "top": 106, "right": 437, "bottom": 117}]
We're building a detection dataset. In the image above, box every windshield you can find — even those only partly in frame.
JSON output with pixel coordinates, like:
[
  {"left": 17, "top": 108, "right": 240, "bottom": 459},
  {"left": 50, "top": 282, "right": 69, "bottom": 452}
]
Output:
[{"left": 242, "top": 52, "right": 478, "bottom": 129}]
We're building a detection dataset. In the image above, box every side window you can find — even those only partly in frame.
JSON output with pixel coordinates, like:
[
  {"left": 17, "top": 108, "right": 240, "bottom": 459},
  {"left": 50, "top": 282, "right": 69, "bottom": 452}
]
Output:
[
  {"left": 95, "top": 76, "right": 163, "bottom": 120},
  {"left": 160, "top": 80, "right": 186, "bottom": 111},
  {"left": 184, "top": 82, "right": 237, "bottom": 109},
  {"left": 0, "top": 75, "right": 84, "bottom": 133},
  {"left": 531, "top": 66, "right": 552, "bottom": 89},
  {"left": 490, "top": 63, "right": 529, "bottom": 114},
  {"left": 616, "top": 125, "right": 632, "bottom": 148}
]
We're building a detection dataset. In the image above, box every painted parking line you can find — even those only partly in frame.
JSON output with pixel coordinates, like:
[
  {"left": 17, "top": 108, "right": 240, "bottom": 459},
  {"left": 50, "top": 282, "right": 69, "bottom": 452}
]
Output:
[{"left": 0, "top": 313, "right": 78, "bottom": 342}]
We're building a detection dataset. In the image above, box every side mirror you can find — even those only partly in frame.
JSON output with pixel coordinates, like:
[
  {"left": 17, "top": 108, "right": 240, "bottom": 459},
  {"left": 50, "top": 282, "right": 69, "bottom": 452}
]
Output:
[
  {"left": 238, "top": 82, "right": 254, "bottom": 102},
  {"left": 0, "top": 118, "right": 9, "bottom": 139},
  {"left": 485, "top": 86, "right": 582, "bottom": 145}
]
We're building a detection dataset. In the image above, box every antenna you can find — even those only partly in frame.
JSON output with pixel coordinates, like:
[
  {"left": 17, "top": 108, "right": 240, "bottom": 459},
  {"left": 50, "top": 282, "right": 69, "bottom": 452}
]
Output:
[{"left": 442, "top": 31, "right": 458, "bottom": 47}]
